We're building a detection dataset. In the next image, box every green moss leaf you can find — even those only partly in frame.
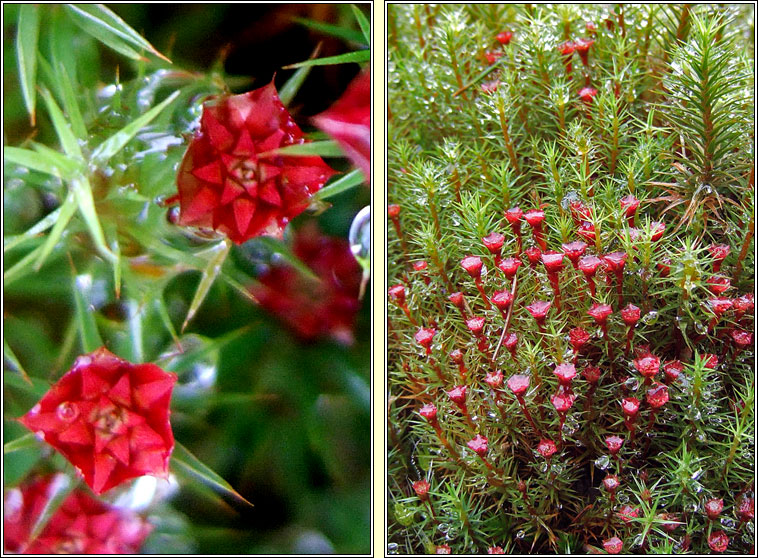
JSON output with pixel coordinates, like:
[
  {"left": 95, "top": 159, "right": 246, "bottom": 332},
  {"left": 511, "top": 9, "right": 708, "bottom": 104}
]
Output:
[{"left": 16, "top": 4, "right": 40, "bottom": 125}]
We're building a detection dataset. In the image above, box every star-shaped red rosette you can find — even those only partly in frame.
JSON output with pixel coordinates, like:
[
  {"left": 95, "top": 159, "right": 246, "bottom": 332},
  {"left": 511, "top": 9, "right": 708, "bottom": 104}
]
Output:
[
  {"left": 4, "top": 474, "right": 153, "bottom": 554},
  {"left": 251, "top": 223, "right": 362, "bottom": 344},
  {"left": 313, "top": 68, "right": 371, "bottom": 184},
  {"left": 175, "top": 81, "right": 336, "bottom": 243},
  {"left": 18, "top": 348, "right": 177, "bottom": 495}
]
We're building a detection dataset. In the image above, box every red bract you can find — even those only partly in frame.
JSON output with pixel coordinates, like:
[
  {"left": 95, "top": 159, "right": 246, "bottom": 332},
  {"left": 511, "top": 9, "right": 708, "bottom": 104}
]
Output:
[
  {"left": 526, "top": 300, "right": 552, "bottom": 321},
  {"left": 561, "top": 241, "right": 587, "bottom": 268},
  {"left": 633, "top": 353, "right": 660, "bottom": 380},
  {"left": 505, "top": 207, "right": 523, "bottom": 224},
  {"left": 504, "top": 333, "right": 519, "bottom": 361},
  {"left": 449, "top": 349, "right": 464, "bottom": 365},
  {"left": 485, "top": 370, "right": 503, "bottom": 389},
  {"left": 414, "top": 327, "right": 437, "bottom": 355},
  {"left": 731, "top": 328, "right": 753, "bottom": 349},
  {"left": 388, "top": 284, "right": 406, "bottom": 304},
  {"left": 553, "top": 363, "right": 576, "bottom": 386},
  {"left": 737, "top": 496, "right": 754, "bottom": 522},
  {"left": 387, "top": 204, "right": 401, "bottom": 218},
  {"left": 251, "top": 223, "right": 362, "bottom": 343},
  {"left": 582, "top": 365, "right": 601, "bottom": 384},
  {"left": 541, "top": 251, "right": 565, "bottom": 273},
  {"left": 576, "top": 220, "right": 596, "bottom": 242},
  {"left": 733, "top": 293, "right": 754, "bottom": 320},
  {"left": 578, "top": 255, "right": 602, "bottom": 296},
  {"left": 603, "top": 536, "right": 623, "bottom": 554},
  {"left": 466, "top": 316, "right": 486, "bottom": 335},
  {"left": 569, "top": 327, "right": 590, "bottom": 352},
  {"left": 542, "top": 251, "right": 565, "bottom": 309},
  {"left": 419, "top": 403, "right": 438, "bottom": 424},
  {"left": 436, "top": 544, "right": 452, "bottom": 554},
  {"left": 485, "top": 51, "right": 503, "bottom": 64},
  {"left": 558, "top": 41, "right": 575, "bottom": 73},
  {"left": 646, "top": 383, "right": 669, "bottom": 409},
  {"left": 482, "top": 232, "right": 505, "bottom": 256},
  {"left": 526, "top": 300, "right": 551, "bottom": 331},
  {"left": 524, "top": 208, "right": 545, "bottom": 227},
  {"left": 18, "top": 348, "right": 176, "bottom": 495},
  {"left": 412, "top": 479, "right": 430, "bottom": 499},
  {"left": 449, "top": 292, "right": 465, "bottom": 310},
  {"left": 461, "top": 255, "right": 484, "bottom": 278},
  {"left": 467, "top": 434, "right": 489, "bottom": 457},
  {"left": 620, "top": 303, "right": 641, "bottom": 326},
  {"left": 603, "top": 251, "right": 627, "bottom": 305},
  {"left": 650, "top": 221, "right": 666, "bottom": 241},
  {"left": 507, "top": 374, "right": 530, "bottom": 395},
  {"left": 707, "top": 276, "right": 731, "bottom": 295},
  {"left": 605, "top": 435, "right": 624, "bottom": 455},
  {"left": 617, "top": 505, "right": 639, "bottom": 524},
  {"left": 413, "top": 260, "right": 428, "bottom": 272},
  {"left": 704, "top": 498, "right": 724, "bottom": 520},
  {"left": 505, "top": 207, "right": 524, "bottom": 252},
  {"left": 174, "top": 82, "right": 335, "bottom": 243},
  {"left": 603, "top": 474, "right": 620, "bottom": 492},
  {"left": 708, "top": 297, "right": 733, "bottom": 317},
  {"left": 620, "top": 194, "right": 640, "bottom": 226},
  {"left": 550, "top": 389, "right": 575, "bottom": 413},
  {"left": 447, "top": 385, "right": 467, "bottom": 407},
  {"left": 498, "top": 257, "right": 522, "bottom": 279},
  {"left": 703, "top": 353, "right": 719, "bottom": 369},
  {"left": 492, "top": 290, "right": 514, "bottom": 312},
  {"left": 587, "top": 303, "right": 613, "bottom": 326},
  {"left": 4, "top": 475, "right": 152, "bottom": 554},
  {"left": 574, "top": 37, "right": 594, "bottom": 66},
  {"left": 313, "top": 68, "right": 370, "bottom": 183},
  {"left": 659, "top": 513, "right": 680, "bottom": 532},
  {"left": 496, "top": 31, "right": 513, "bottom": 45},
  {"left": 524, "top": 209, "right": 547, "bottom": 250},
  {"left": 708, "top": 531, "right": 729, "bottom": 553},
  {"left": 570, "top": 199, "right": 592, "bottom": 223},
  {"left": 708, "top": 244, "right": 731, "bottom": 272},
  {"left": 579, "top": 86, "right": 598, "bottom": 103},
  {"left": 663, "top": 360, "right": 684, "bottom": 384},
  {"left": 621, "top": 397, "right": 640, "bottom": 417},
  {"left": 657, "top": 258, "right": 671, "bottom": 276},
  {"left": 488, "top": 546, "right": 505, "bottom": 554},
  {"left": 537, "top": 439, "right": 557, "bottom": 458},
  {"left": 525, "top": 246, "right": 542, "bottom": 268},
  {"left": 603, "top": 251, "right": 628, "bottom": 272}
]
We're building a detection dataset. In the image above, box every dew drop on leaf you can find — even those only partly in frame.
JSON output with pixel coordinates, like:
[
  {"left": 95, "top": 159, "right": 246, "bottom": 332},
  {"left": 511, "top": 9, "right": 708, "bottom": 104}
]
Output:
[{"left": 594, "top": 455, "right": 611, "bottom": 470}]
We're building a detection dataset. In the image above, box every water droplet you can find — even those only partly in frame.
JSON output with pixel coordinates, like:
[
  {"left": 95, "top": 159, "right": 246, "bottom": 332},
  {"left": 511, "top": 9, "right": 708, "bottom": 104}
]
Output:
[
  {"left": 641, "top": 311, "right": 659, "bottom": 325},
  {"left": 349, "top": 206, "right": 371, "bottom": 264},
  {"left": 624, "top": 377, "right": 640, "bottom": 391},
  {"left": 387, "top": 543, "right": 399, "bottom": 554},
  {"left": 595, "top": 455, "right": 611, "bottom": 470},
  {"left": 516, "top": 530, "right": 525, "bottom": 540},
  {"left": 720, "top": 518, "right": 737, "bottom": 529},
  {"left": 56, "top": 402, "right": 79, "bottom": 422}
]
